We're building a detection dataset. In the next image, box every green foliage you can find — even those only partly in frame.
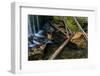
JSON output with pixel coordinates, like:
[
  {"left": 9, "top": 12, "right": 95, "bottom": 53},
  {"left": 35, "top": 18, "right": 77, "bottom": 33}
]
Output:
[
  {"left": 53, "top": 16, "right": 88, "bottom": 32},
  {"left": 65, "top": 17, "right": 79, "bottom": 31},
  {"left": 53, "top": 16, "right": 80, "bottom": 31},
  {"left": 76, "top": 17, "right": 88, "bottom": 27},
  {"left": 53, "top": 16, "right": 62, "bottom": 23},
  {"left": 76, "top": 17, "right": 88, "bottom": 32}
]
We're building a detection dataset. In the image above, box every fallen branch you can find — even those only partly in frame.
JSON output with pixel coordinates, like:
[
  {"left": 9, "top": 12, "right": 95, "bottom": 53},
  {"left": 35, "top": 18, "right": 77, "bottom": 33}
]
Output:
[
  {"left": 52, "top": 24, "right": 70, "bottom": 38},
  {"left": 73, "top": 17, "right": 88, "bottom": 41},
  {"left": 49, "top": 34, "right": 73, "bottom": 60},
  {"left": 49, "top": 21, "right": 68, "bottom": 37}
]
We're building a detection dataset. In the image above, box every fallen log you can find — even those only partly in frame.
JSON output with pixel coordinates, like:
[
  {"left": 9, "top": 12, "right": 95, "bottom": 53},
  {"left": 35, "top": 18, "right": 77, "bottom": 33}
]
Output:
[{"left": 49, "top": 34, "right": 73, "bottom": 60}]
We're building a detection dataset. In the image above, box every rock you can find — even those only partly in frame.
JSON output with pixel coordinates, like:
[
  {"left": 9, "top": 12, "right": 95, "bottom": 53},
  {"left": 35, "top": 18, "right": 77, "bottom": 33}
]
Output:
[
  {"left": 70, "top": 32, "right": 87, "bottom": 49},
  {"left": 28, "top": 44, "right": 46, "bottom": 60},
  {"left": 71, "top": 32, "right": 83, "bottom": 40}
]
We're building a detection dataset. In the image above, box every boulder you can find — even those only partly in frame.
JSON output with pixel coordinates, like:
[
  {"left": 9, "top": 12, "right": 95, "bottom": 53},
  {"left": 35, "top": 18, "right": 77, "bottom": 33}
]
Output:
[{"left": 70, "top": 32, "right": 87, "bottom": 49}]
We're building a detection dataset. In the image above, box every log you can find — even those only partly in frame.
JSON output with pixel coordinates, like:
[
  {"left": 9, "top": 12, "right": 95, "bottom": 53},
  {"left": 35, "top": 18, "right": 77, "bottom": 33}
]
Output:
[{"left": 49, "top": 35, "right": 73, "bottom": 60}]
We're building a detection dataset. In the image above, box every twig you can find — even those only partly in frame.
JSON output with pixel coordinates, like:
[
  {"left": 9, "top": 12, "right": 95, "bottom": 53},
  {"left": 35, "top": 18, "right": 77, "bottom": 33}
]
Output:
[{"left": 53, "top": 24, "right": 68, "bottom": 36}]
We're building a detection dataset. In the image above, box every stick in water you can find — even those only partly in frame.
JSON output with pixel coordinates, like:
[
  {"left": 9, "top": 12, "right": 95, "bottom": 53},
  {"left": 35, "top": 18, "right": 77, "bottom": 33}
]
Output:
[{"left": 49, "top": 35, "right": 73, "bottom": 60}]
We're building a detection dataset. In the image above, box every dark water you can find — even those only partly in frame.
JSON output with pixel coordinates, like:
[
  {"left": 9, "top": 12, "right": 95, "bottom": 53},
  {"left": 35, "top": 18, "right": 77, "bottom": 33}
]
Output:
[{"left": 43, "top": 42, "right": 88, "bottom": 60}]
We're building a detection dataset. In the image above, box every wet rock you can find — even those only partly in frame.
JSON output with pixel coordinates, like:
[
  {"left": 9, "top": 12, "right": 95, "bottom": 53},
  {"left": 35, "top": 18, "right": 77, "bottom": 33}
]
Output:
[{"left": 28, "top": 44, "right": 46, "bottom": 60}]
